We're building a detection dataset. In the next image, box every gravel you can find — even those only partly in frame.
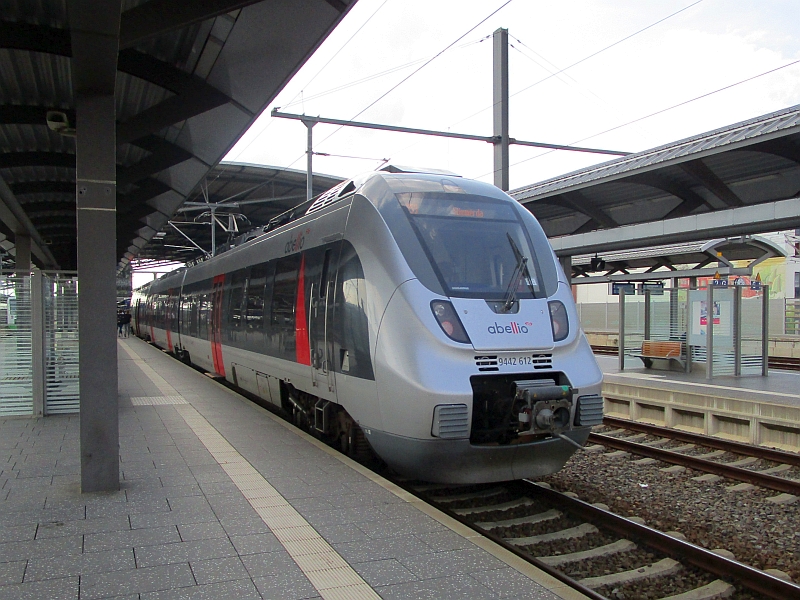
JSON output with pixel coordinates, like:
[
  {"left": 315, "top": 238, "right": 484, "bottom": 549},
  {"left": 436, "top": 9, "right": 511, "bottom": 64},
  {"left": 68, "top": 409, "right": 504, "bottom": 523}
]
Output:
[{"left": 539, "top": 440, "right": 800, "bottom": 582}]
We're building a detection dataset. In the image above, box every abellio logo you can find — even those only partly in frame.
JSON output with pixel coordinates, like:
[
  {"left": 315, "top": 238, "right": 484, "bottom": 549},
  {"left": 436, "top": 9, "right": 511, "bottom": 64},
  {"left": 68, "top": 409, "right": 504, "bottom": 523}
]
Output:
[
  {"left": 284, "top": 229, "right": 307, "bottom": 254},
  {"left": 487, "top": 321, "right": 533, "bottom": 335}
]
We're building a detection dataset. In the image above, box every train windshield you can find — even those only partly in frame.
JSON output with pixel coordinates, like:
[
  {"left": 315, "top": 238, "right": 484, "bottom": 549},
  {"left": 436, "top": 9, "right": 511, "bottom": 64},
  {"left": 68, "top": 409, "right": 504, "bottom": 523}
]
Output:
[{"left": 396, "top": 192, "right": 544, "bottom": 299}]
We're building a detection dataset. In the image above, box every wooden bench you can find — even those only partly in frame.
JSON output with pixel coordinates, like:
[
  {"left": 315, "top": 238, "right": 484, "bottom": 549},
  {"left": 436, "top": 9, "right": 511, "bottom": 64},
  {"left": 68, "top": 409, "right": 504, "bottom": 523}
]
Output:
[{"left": 632, "top": 340, "right": 685, "bottom": 370}]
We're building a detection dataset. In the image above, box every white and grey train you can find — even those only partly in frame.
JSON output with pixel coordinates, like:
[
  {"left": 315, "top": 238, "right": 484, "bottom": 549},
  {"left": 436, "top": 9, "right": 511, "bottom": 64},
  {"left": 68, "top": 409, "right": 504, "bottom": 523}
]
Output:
[{"left": 132, "top": 168, "right": 604, "bottom": 484}]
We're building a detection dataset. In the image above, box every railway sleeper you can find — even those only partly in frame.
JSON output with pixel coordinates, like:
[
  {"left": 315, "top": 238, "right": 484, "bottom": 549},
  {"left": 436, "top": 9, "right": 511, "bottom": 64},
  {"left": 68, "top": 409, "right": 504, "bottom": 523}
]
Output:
[
  {"left": 475, "top": 508, "right": 561, "bottom": 529},
  {"left": 430, "top": 487, "right": 506, "bottom": 503},
  {"left": 538, "top": 538, "right": 637, "bottom": 567},
  {"left": 579, "top": 557, "right": 680, "bottom": 589},
  {"left": 453, "top": 497, "right": 536, "bottom": 515},
  {"left": 507, "top": 522, "right": 598, "bottom": 545},
  {"left": 659, "top": 579, "right": 735, "bottom": 600}
]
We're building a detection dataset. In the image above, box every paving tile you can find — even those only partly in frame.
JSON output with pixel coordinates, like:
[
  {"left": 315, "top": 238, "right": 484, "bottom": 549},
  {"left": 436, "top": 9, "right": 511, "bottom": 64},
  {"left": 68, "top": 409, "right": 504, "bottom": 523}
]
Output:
[
  {"left": 0, "top": 559, "right": 26, "bottom": 585},
  {"left": 230, "top": 533, "right": 284, "bottom": 556},
  {"left": 189, "top": 556, "right": 250, "bottom": 585},
  {"left": 0, "top": 576, "right": 79, "bottom": 599},
  {"left": 217, "top": 517, "right": 271, "bottom": 537},
  {"left": 35, "top": 516, "right": 131, "bottom": 539},
  {"left": 252, "top": 570, "right": 318, "bottom": 600},
  {"left": 80, "top": 563, "right": 195, "bottom": 599},
  {"left": 84, "top": 526, "right": 180, "bottom": 553},
  {"left": 0, "top": 524, "right": 37, "bottom": 543},
  {"left": 24, "top": 548, "right": 135, "bottom": 581},
  {"left": 0, "top": 535, "right": 83, "bottom": 561},
  {"left": 141, "top": 578, "right": 263, "bottom": 600},
  {"left": 470, "top": 567, "right": 562, "bottom": 599},
  {"left": 129, "top": 508, "right": 217, "bottom": 530},
  {"left": 353, "top": 558, "right": 419, "bottom": 586},
  {"left": 376, "top": 574, "right": 498, "bottom": 600},
  {"left": 332, "top": 535, "right": 433, "bottom": 563},
  {"left": 399, "top": 548, "right": 507, "bottom": 580},
  {"left": 176, "top": 522, "right": 227, "bottom": 542},
  {"left": 134, "top": 539, "right": 238, "bottom": 568},
  {"left": 241, "top": 550, "right": 301, "bottom": 579}
]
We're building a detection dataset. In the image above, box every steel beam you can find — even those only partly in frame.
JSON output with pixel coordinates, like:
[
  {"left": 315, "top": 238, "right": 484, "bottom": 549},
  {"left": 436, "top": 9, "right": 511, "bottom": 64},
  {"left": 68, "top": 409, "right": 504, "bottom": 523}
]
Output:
[
  {"left": 120, "top": 0, "right": 262, "bottom": 48},
  {"left": 680, "top": 159, "right": 743, "bottom": 207},
  {"left": 0, "top": 152, "right": 76, "bottom": 169},
  {"left": 551, "top": 197, "right": 800, "bottom": 257},
  {"left": 11, "top": 181, "right": 76, "bottom": 196}
]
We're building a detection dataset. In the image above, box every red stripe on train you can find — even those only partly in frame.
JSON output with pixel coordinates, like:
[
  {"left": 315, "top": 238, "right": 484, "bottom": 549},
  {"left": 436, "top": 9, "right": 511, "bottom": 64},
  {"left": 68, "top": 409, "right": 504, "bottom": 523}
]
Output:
[
  {"left": 211, "top": 274, "right": 226, "bottom": 376},
  {"left": 295, "top": 254, "right": 311, "bottom": 365}
]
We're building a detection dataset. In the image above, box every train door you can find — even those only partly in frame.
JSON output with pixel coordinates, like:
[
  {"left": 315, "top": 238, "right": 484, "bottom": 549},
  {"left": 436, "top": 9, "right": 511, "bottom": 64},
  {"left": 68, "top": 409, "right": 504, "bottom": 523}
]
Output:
[
  {"left": 210, "top": 274, "right": 226, "bottom": 376},
  {"left": 309, "top": 247, "right": 337, "bottom": 395},
  {"left": 133, "top": 298, "right": 141, "bottom": 337},
  {"left": 165, "top": 288, "right": 176, "bottom": 352}
]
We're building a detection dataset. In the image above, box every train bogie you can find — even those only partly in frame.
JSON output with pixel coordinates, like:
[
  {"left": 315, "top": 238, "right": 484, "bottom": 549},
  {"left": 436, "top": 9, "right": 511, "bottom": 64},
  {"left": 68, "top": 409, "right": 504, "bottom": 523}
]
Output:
[{"left": 132, "top": 168, "right": 604, "bottom": 484}]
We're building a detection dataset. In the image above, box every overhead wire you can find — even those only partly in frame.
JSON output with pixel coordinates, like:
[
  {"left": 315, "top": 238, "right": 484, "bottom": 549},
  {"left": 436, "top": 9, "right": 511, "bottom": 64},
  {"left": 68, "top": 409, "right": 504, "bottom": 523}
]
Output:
[
  {"left": 449, "top": 0, "right": 706, "bottom": 130},
  {"left": 226, "top": 0, "right": 393, "bottom": 163},
  {"left": 298, "top": 0, "right": 516, "bottom": 163},
  {"left": 473, "top": 57, "right": 800, "bottom": 179}
]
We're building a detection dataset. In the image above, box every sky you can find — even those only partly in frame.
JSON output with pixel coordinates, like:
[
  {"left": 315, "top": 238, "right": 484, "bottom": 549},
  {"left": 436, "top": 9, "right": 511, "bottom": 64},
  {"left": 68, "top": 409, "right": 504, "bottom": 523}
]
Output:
[
  {"left": 134, "top": 0, "right": 800, "bottom": 286},
  {"left": 225, "top": 0, "right": 800, "bottom": 190}
]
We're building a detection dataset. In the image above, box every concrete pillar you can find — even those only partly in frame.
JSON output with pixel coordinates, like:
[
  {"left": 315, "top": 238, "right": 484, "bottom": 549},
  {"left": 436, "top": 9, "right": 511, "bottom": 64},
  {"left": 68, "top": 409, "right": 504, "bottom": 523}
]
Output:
[
  {"left": 70, "top": 0, "right": 122, "bottom": 493},
  {"left": 76, "top": 94, "right": 119, "bottom": 493},
  {"left": 493, "top": 28, "right": 509, "bottom": 191},
  {"left": 14, "top": 233, "right": 31, "bottom": 273}
]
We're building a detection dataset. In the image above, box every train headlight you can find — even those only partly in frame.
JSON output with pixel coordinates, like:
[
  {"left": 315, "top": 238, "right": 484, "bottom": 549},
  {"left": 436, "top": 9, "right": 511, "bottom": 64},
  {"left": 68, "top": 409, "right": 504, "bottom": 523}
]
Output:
[
  {"left": 431, "top": 300, "right": 471, "bottom": 344},
  {"left": 548, "top": 300, "right": 569, "bottom": 342}
]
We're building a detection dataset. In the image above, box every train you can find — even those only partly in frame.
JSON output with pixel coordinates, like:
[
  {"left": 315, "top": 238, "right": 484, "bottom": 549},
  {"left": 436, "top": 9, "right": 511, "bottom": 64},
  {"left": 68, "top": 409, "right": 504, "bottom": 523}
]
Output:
[{"left": 131, "top": 166, "right": 604, "bottom": 483}]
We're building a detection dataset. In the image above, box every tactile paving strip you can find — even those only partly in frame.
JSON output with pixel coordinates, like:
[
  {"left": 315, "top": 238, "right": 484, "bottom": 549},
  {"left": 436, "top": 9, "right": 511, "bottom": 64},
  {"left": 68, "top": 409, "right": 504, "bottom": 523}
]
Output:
[
  {"left": 119, "top": 341, "right": 381, "bottom": 600},
  {"left": 130, "top": 396, "right": 188, "bottom": 405}
]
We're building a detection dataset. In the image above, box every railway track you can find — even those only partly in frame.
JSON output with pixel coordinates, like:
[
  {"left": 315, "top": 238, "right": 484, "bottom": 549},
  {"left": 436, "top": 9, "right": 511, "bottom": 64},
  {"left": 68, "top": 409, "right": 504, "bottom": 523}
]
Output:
[
  {"left": 403, "top": 478, "right": 800, "bottom": 600},
  {"left": 591, "top": 344, "right": 800, "bottom": 370},
  {"left": 591, "top": 417, "right": 800, "bottom": 496}
]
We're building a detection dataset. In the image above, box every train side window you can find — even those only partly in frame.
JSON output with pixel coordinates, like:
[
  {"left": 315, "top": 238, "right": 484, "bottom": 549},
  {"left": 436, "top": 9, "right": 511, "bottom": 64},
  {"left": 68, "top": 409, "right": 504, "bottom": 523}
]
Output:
[
  {"left": 270, "top": 255, "right": 300, "bottom": 330},
  {"left": 228, "top": 268, "right": 248, "bottom": 330},
  {"left": 246, "top": 263, "right": 269, "bottom": 330},
  {"left": 319, "top": 249, "right": 332, "bottom": 298}
]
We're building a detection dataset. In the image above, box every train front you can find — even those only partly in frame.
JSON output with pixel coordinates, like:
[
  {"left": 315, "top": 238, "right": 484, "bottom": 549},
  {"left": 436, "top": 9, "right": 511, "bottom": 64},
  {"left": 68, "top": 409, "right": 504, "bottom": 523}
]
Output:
[{"left": 359, "top": 172, "right": 604, "bottom": 484}]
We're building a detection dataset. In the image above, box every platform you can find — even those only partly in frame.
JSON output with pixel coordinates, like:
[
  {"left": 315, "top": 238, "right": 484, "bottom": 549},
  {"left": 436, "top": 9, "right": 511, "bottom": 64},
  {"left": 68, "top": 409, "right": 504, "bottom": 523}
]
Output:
[
  {"left": 597, "top": 355, "right": 800, "bottom": 450},
  {"left": 0, "top": 337, "right": 586, "bottom": 600}
]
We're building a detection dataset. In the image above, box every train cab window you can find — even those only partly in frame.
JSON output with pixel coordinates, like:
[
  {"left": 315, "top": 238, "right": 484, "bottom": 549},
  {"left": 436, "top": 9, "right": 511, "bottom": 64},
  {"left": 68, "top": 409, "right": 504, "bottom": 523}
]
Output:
[{"left": 395, "top": 192, "right": 545, "bottom": 300}]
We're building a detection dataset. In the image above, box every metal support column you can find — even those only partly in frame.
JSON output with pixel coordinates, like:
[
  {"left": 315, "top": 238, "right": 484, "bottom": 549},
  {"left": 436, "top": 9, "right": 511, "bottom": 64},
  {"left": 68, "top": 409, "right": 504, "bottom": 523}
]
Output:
[
  {"left": 762, "top": 285, "right": 769, "bottom": 376},
  {"left": 706, "top": 285, "right": 714, "bottom": 380},
  {"left": 618, "top": 288, "right": 626, "bottom": 370},
  {"left": 14, "top": 234, "right": 31, "bottom": 273},
  {"left": 305, "top": 120, "right": 314, "bottom": 201},
  {"left": 558, "top": 255, "right": 572, "bottom": 284},
  {"left": 644, "top": 290, "right": 651, "bottom": 341},
  {"left": 70, "top": 0, "right": 122, "bottom": 493},
  {"left": 733, "top": 285, "right": 742, "bottom": 376},
  {"left": 31, "top": 269, "right": 45, "bottom": 417},
  {"left": 493, "top": 27, "right": 509, "bottom": 191}
]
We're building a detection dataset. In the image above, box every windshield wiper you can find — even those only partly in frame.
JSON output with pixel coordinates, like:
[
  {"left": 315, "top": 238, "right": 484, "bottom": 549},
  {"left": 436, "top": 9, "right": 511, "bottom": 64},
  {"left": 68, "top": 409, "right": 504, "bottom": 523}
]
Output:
[{"left": 502, "top": 233, "right": 535, "bottom": 312}]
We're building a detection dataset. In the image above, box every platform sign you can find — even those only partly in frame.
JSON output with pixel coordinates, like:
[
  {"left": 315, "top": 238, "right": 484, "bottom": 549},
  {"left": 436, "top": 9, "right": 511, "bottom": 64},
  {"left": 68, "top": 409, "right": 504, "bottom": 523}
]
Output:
[
  {"left": 711, "top": 278, "right": 729, "bottom": 287},
  {"left": 750, "top": 280, "right": 762, "bottom": 291},
  {"left": 638, "top": 282, "right": 664, "bottom": 295},
  {"left": 610, "top": 282, "right": 636, "bottom": 296}
]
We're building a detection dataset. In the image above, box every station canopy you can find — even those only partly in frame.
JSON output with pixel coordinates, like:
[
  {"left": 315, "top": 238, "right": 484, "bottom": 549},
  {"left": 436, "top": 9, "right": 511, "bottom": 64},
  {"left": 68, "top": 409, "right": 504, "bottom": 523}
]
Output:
[
  {"left": 511, "top": 104, "right": 800, "bottom": 260},
  {"left": 136, "top": 162, "right": 344, "bottom": 263},
  {"left": 569, "top": 235, "right": 787, "bottom": 284},
  {"left": 0, "top": 0, "right": 357, "bottom": 272}
]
